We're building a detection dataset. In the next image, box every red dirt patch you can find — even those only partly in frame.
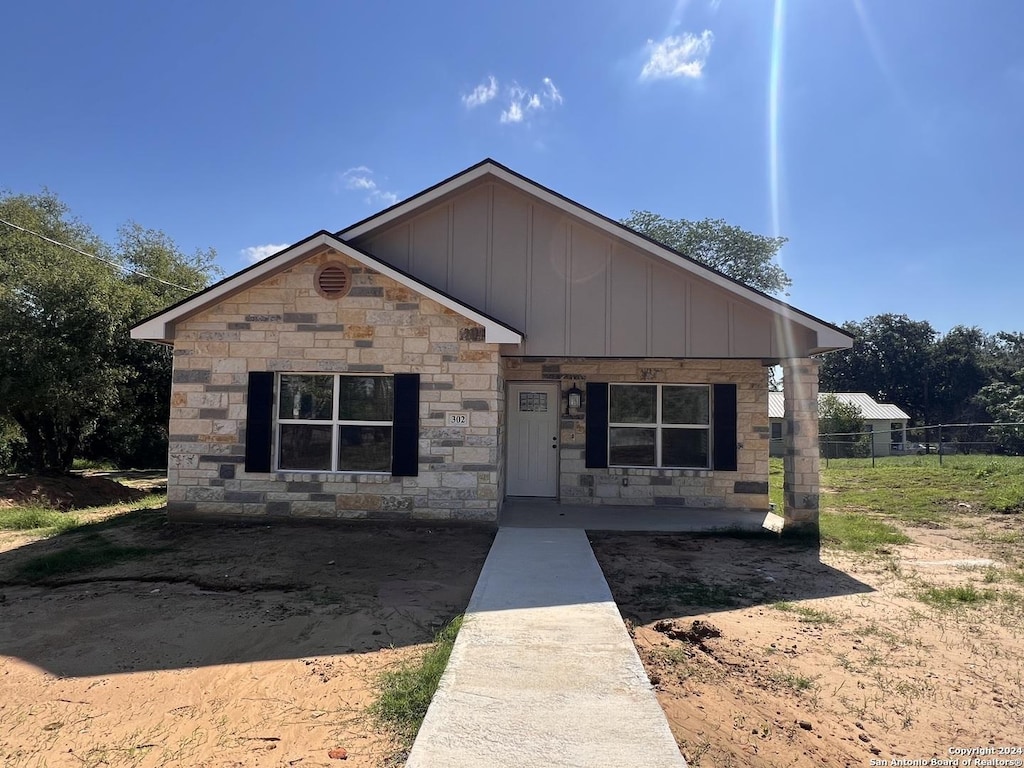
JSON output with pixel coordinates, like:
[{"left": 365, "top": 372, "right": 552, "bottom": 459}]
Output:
[{"left": 0, "top": 474, "right": 146, "bottom": 510}]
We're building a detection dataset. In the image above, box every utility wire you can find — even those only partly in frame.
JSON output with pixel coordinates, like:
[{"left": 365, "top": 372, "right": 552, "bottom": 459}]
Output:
[{"left": 0, "top": 217, "right": 189, "bottom": 291}]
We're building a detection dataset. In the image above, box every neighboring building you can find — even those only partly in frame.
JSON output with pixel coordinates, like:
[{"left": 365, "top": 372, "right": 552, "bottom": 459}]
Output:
[
  {"left": 132, "top": 159, "right": 853, "bottom": 531},
  {"left": 768, "top": 392, "right": 909, "bottom": 457}
]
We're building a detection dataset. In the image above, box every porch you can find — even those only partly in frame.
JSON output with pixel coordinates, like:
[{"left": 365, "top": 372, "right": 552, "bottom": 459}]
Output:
[{"left": 499, "top": 497, "right": 783, "bottom": 533}]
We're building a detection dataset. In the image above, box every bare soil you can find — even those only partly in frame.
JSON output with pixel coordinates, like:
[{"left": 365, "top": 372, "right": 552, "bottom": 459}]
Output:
[
  {"left": 0, "top": 471, "right": 164, "bottom": 510},
  {"left": 592, "top": 518, "right": 1024, "bottom": 768},
  {"left": 0, "top": 510, "right": 493, "bottom": 767}
]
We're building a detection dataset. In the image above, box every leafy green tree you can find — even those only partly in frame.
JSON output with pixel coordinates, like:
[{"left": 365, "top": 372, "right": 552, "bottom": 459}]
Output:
[
  {"left": 0, "top": 191, "right": 217, "bottom": 474},
  {"left": 83, "top": 224, "right": 218, "bottom": 468},
  {"left": 818, "top": 314, "right": 937, "bottom": 424},
  {"left": 620, "top": 211, "right": 792, "bottom": 296},
  {"left": 818, "top": 394, "right": 871, "bottom": 458},
  {"left": 976, "top": 377, "right": 1024, "bottom": 454}
]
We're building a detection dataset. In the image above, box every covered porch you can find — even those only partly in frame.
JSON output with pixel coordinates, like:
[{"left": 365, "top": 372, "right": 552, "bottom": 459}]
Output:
[{"left": 499, "top": 497, "right": 784, "bottom": 533}]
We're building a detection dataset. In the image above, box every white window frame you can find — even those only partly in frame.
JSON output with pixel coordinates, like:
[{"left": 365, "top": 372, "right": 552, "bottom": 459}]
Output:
[
  {"left": 608, "top": 383, "right": 711, "bottom": 469},
  {"left": 274, "top": 373, "right": 393, "bottom": 473}
]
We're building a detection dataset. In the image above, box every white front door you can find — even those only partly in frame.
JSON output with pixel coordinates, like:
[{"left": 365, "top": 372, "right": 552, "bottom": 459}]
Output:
[{"left": 507, "top": 382, "right": 559, "bottom": 497}]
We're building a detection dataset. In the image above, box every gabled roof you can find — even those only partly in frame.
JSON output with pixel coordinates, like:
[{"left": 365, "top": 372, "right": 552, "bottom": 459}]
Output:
[
  {"left": 130, "top": 231, "right": 523, "bottom": 344},
  {"left": 338, "top": 159, "right": 854, "bottom": 354},
  {"left": 768, "top": 392, "right": 910, "bottom": 421}
]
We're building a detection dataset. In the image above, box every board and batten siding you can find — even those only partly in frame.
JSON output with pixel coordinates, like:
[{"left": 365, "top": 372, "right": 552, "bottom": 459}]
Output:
[{"left": 352, "top": 179, "right": 814, "bottom": 358}]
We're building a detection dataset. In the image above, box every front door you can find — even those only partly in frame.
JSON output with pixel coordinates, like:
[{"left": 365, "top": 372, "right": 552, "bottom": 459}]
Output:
[{"left": 507, "top": 382, "right": 559, "bottom": 497}]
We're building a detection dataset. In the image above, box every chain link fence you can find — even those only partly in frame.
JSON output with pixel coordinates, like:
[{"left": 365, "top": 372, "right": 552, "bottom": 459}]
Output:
[{"left": 770, "top": 422, "right": 1024, "bottom": 468}]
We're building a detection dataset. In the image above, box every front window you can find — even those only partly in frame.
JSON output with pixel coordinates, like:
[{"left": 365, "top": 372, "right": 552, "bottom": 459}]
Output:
[
  {"left": 608, "top": 384, "right": 710, "bottom": 468},
  {"left": 277, "top": 374, "right": 393, "bottom": 472}
]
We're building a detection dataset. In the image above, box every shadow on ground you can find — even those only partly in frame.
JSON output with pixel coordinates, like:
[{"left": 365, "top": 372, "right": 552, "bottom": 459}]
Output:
[
  {"left": 0, "top": 508, "right": 493, "bottom": 678},
  {"left": 589, "top": 531, "right": 874, "bottom": 626}
]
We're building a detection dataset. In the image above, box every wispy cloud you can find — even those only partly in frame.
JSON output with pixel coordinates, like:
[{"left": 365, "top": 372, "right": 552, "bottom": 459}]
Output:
[
  {"left": 640, "top": 31, "right": 714, "bottom": 80},
  {"left": 462, "top": 75, "right": 499, "bottom": 108},
  {"left": 241, "top": 243, "right": 289, "bottom": 263},
  {"left": 489, "top": 77, "right": 563, "bottom": 125},
  {"left": 542, "top": 77, "right": 563, "bottom": 105},
  {"left": 339, "top": 166, "right": 398, "bottom": 206}
]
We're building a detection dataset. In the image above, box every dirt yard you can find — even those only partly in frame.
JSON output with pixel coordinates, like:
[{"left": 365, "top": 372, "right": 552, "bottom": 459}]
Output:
[
  {"left": 0, "top": 509, "right": 492, "bottom": 768},
  {"left": 592, "top": 516, "right": 1024, "bottom": 768}
]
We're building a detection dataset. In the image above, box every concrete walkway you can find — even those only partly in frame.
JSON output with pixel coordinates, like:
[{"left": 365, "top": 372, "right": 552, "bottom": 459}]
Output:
[{"left": 405, "top": 527, "right": 687, "bottom": 768}]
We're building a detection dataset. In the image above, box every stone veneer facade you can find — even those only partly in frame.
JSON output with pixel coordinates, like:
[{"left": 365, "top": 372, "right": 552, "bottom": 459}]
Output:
[
  {"left": 166, "top": 248, "right": 774, "bottom": 524},
  {"left": 502, "top": 358, "right": 771, "bottom": 510},
  {"left": 167, "top": 249, "right": 504, "bottom": 524}
]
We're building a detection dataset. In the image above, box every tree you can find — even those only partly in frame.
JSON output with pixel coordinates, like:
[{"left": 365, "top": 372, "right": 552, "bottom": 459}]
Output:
[
  {"left": 620, "top": 211, "right": 792, "bottom": 296},
  {"left": 976, "top": 377, "right": 1024, "bottom": 454},
  {"left": 818, "top": 314, "right": 937, "bottom": 424},
  {"left": 82, "top": 223, "right": 218, "bottom": 468},
  {"left": 818, "top": 394, "right": 871, "bottom": 458},
  {"left": 0, "top": 191, "right": 218, "bottom": 474}
]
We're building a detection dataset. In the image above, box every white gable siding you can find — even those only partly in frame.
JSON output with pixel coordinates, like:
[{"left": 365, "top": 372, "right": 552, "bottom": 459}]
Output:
[{"left": 353, "top": 180, "right": 807, "bottom": 359}]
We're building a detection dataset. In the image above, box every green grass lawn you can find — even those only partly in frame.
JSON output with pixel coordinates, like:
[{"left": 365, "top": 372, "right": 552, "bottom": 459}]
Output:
[{"left": 768, "top": 455, "right": 1024, "bottom": 551}]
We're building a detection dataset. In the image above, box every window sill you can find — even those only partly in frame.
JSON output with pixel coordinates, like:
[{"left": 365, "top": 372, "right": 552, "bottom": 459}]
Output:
[
  {"left": 273, "top": 470, "right": 394, "bottom": 483},
  {"left": 607, "top": 466, "right": 711, "bottom": 477}
]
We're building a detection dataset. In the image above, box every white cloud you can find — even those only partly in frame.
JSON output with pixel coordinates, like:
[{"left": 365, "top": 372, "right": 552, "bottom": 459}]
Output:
[
  {"left": 640, "top": 31, "right": 714, "bottom": 81},
  {"left": 462, "top": 75, "right": 499, "bottom": 108},
  {"left": 542, "top": 76, "right": 563, "bottom": 105},
  {"left": 500, "top": 83, "right": 547, "bottom": 125},
  {"left": 241, "top": 243, "right": 289, "bottom": 263},
  {"left": 464, "top": 75, "right": 563, "bottom": 126},
  {"left": 500, "top": 100, "right": 524, "bottom": 124},
  {"left": 340, "top": 166, "right": 398, "bottom": 206}
]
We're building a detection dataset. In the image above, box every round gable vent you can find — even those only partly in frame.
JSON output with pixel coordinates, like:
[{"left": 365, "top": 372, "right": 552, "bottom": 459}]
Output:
[{"left": 314, "top": 262, "right": 352, "bottom": 299}]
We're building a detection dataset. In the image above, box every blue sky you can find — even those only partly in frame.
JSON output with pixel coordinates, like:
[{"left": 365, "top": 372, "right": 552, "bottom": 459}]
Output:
[{"left": 2, "top": 0, "right": 1022, "bottom": 333}]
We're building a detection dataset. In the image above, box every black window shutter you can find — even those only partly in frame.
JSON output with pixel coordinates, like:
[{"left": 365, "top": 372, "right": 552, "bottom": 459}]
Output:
[
  {"left": 585, "top": 382, "right": 609, "bottom": 469},
  {"left": 712, "top": 383, "right": 738, "bottom": 471},
  {"left": 391, "top": 373, "right": 420, "bottom": 476},
  {"left": 245, "top": 372, "right": 275, "bottom": 473}
]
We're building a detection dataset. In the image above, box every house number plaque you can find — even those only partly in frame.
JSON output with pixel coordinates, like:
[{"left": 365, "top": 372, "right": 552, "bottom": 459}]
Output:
[{"left": 446, "top": 412, "right": 469, "bottom": 427}]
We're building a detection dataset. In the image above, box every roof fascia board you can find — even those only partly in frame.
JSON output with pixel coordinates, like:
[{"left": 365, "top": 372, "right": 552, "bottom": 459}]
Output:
[
  {"left": 130, "top": 232, "right": 522, "bottom": 344},
  {"left": 338, "top": 161, "right": 852, "bottom": 349}
]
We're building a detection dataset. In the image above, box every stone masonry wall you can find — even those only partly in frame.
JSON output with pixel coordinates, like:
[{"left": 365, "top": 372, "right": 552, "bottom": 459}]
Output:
[
  {"left": 503, "top": 358, "right": 770, "bottom": 510},
  {"left": 167, "top": 248, "right": 503, "bottom": 524}
]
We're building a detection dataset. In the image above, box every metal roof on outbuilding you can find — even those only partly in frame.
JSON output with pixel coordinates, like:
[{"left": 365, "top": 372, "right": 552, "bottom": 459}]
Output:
[{"left": 768, "top": 392, "right": 911, "bottom": 421}]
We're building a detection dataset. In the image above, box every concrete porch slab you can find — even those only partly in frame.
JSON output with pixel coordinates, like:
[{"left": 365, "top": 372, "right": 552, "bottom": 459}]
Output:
[
  {"left": 500, "top": 498, "right": 781, "bottom": 533},
  {"left": 404, "top": 527, "right": 687, "bottom": 768}
]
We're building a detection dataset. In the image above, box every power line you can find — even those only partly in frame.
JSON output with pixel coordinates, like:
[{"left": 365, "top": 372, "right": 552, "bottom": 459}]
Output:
[{"left": 0, "top": 217, "right": 189, "bottom": 291}]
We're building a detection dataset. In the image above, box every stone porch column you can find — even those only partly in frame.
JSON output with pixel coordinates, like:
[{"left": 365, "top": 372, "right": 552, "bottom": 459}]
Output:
[{"left": 782, "top": 358, "right": 820, "bottom": 534}]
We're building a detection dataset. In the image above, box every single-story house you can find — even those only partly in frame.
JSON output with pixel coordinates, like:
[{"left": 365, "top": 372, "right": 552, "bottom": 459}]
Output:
[
  {"left": 768, "top": 391, "right": 909, "bottom": 456},
  {"left": 131, "top": 159, "right": 853, "bottom": 531}
]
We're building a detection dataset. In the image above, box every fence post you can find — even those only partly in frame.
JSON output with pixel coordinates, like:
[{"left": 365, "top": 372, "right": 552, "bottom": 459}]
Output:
[
  {"left": 938, "top": 424, "right": 943, "bottom": 466},
  {"left": 871, "top": 429, "right": 875, "bottom": 468}
]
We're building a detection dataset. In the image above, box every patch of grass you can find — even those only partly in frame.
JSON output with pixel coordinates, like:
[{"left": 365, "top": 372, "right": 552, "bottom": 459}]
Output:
[
  {"left": 820, "top": 511, "right": 911, "bottom": 552},
  {"left": 71, "top": 458, "right": 119, "bottom": 471},
  {"left": 769, "top": 669, "right": 817, "bottom": 692},
  {"left": 771, "top": 601, "right": 839, "bottom": 624},
  {"left": 769, "top": 459, "right": 784, "bottom": 511},
  {"left": 823, "top": 455, "right": 1024, "bottom": 523},
  {"left": 14, "top": 533, "right": 165, "bottom": 581},
  {"left": 917, "top": 584, "right": 998, "bottom": 609},
  {"left": 371, "top": 616, "right": 462, "bottom": 745},
  {"left": 0, "top": 505, "right": 81, "bottom": 534}
]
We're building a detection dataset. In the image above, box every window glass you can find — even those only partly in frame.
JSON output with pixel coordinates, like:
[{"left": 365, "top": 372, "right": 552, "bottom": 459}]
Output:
[
  {"left": 338, "top": 376, "right": 394, "bottom": 421},
  {"left": 279, "top": 424, "right": 333, "bottom": 470},
  {"left": 609, "top": 385, "right": 656, "bottom": 423},
  {"left": 662, "top": 386, "right": 709, "bottom": 425},
  {"left": 339, "top": 426, "right": 393, "bottom": 472},
  {"left": 663, "top": 429, "right": 709, "bottom": 468},
  {"left": 279, "top": 375, "right": 333, "bottom": 420},
  {"left": 609, "top": 427, "right": 657, "bottom": 466},
  {"left": 771, "top": 422, "right": 782, "bottom": 440}
]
